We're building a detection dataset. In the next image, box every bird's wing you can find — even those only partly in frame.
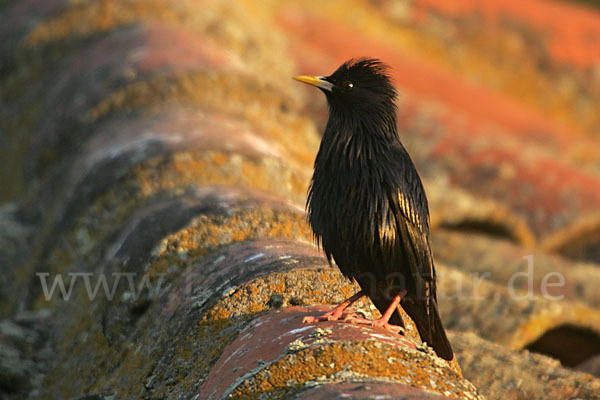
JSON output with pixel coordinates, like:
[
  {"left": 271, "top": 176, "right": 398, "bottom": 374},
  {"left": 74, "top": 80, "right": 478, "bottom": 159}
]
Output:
[
  {"left": 375, "top": 145, "right": 453, "bottom": 359},
  {"left": 381, "top": 144, "right": 436, "bottom": 299},
  {"left": 393, "top": 191, "right": 436, "bottom": 298}
]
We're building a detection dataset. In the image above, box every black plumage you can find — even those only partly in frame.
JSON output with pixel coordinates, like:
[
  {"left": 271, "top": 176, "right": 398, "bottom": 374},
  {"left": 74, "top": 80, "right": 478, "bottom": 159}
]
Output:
[{"left": 295, "top": 58, "right": 453, "bottom": 361}]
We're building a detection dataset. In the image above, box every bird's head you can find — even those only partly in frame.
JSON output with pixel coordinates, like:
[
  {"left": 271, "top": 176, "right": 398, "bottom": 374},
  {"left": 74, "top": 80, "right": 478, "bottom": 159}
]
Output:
[{"left": 294, "top": 58, "right": 397, "bottom": 114}]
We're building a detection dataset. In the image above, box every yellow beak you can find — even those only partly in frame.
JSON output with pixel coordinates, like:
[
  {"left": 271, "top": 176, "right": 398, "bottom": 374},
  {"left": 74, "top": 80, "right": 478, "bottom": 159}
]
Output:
[{"left": 294, "top": 75, "right": 334, "bottom": 92}]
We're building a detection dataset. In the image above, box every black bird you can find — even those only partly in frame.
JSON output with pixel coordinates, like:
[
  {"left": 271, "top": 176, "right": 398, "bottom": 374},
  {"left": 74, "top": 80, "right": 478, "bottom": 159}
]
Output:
[{"left": 295, "top": 58, "right": 453, "bottom": 361}]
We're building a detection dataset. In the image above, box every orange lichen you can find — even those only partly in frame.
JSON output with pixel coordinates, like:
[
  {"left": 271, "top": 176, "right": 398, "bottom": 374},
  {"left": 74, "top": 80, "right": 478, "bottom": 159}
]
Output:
[
  {"left": 340, "top": 285, "right": 355, "bottom": 299},
  {"left": 269, "top": 281, "right": 285, "bottom": 293},
  {"left": 213, "top": 152, "right": 228, "bottom": 166}
]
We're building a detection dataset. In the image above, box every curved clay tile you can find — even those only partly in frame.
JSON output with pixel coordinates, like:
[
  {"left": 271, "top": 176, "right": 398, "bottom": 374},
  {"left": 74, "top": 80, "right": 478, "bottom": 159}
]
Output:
[
  {"left": 432, "top": 229, "right": 600, "bottom": 308},
  {"left": 437, "top": 261, "right": 600, "bottom": 354},
  {"left": 450, "top": 331, "right": 600, "bottom": 400}
]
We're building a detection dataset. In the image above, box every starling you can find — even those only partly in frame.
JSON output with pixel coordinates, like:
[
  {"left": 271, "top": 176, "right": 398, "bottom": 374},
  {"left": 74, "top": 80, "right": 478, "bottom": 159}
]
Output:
[{"left": 295, "top": 58, "right": 453, "bottom": 360}]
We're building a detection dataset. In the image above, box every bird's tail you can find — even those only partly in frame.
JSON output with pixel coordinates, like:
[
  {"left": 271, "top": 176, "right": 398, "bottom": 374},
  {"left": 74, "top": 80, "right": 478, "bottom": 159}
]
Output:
[{"left": 403, "top": 297, "right": 454, "bottom": 361}]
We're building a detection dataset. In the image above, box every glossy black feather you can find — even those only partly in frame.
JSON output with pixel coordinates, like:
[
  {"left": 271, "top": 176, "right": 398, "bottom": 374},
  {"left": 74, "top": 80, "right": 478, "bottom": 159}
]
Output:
[{"left": 306, "top": 58, "right": 453, "bottom": 360}]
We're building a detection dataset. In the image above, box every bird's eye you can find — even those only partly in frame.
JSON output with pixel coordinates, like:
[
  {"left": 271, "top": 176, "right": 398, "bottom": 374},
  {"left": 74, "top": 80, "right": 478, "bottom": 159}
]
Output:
[{"left": 344, "top": 81, "right": 354, "bottom": 89}]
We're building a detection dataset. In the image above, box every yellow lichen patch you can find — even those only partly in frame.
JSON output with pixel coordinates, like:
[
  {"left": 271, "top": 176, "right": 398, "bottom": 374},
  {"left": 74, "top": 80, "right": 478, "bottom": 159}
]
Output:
[
  {"left": 38, "top": 265, "right": 257, "bottom": 398},
  {"left": 109, "top": 317, "right": 240, "bottom": 399},
  {"left": 40, "top": 290, "right": 121, "bottom": 398},
  {"left": 88, "top": 336, "right": 157, "bottom": 397},
  {"left": 177, "top": 320, "right": 239, "bottom": 382},
  {"left": 33, "top": 179, "right": 142, "bottom": 288},
  {"left": 196, "top": 268, "right": 438, "bottom": 351},
  {"left": 37, "top": 149, "right": 309, "bottom": 285},
  {"left": 22, "top": 0, "right": 298, "bottom": 86},
  {"left": 204, "top": 269, "right": 361, "bottom": 321},
  {"left": 29, "top": 149, "right": 311, "bottom": 313},
  {"left": 155, "top": 209, "right": 311, "bottom": 257},
  {"left": 84, "top": 71, "right": 319, "bottom": 170},
  {"left": 42, "top": 294, "right": 248, "bottom": 399},
  {"left": 0, "top": 100, "right": 40, "bottom": 201},
  {"left": 133, "top": 151, "right": 308, "bottom": 203},
  {"left": 231, "top": 341, "right": 477, "bottom": 399},
  {"left": 25, "top": 0, "right": 185, "bottom": 47}
]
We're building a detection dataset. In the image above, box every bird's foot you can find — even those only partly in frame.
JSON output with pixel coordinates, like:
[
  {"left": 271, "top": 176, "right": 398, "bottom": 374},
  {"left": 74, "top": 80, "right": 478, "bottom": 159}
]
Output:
[
  {"left": 341, "top": 291, "right": 407, "bottom": 335},
  {"left": 342, "top": 315, "right": 405, "bottom": 335},
  {"left": 302, "top": 311, "right": 364, "bottom": 324},
  {"left": 302, "top": 291, "right": 366, "bottom": 324}
]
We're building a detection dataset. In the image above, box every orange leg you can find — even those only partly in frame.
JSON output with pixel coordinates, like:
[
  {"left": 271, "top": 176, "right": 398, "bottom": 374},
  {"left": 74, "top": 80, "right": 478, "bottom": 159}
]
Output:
[
  {"left": 303, "top": 291, "right": 365, "bottom": 324},
  {"left": 343, "top": 290, "right": 407, "bottom": 334}
]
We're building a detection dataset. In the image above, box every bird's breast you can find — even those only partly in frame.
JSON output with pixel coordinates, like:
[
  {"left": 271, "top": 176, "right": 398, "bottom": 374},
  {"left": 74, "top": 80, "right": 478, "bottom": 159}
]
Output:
[{"left": 310, "top": 159, "right": 394, "bottom": 245}]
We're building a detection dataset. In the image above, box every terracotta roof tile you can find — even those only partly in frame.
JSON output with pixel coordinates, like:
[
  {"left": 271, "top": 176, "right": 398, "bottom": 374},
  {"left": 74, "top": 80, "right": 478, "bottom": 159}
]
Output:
[
  {"left": 437, "top": 261, "right": 600, "bottom": 354},
  {"left": 199, "top": 307, "right": 476, "bottom": 399},
  {"left": 290, "top": 382, "right": 453, "bottom": 400},
  {"left": 412, "top": 0, "right": 600, "bottom": 68}
]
